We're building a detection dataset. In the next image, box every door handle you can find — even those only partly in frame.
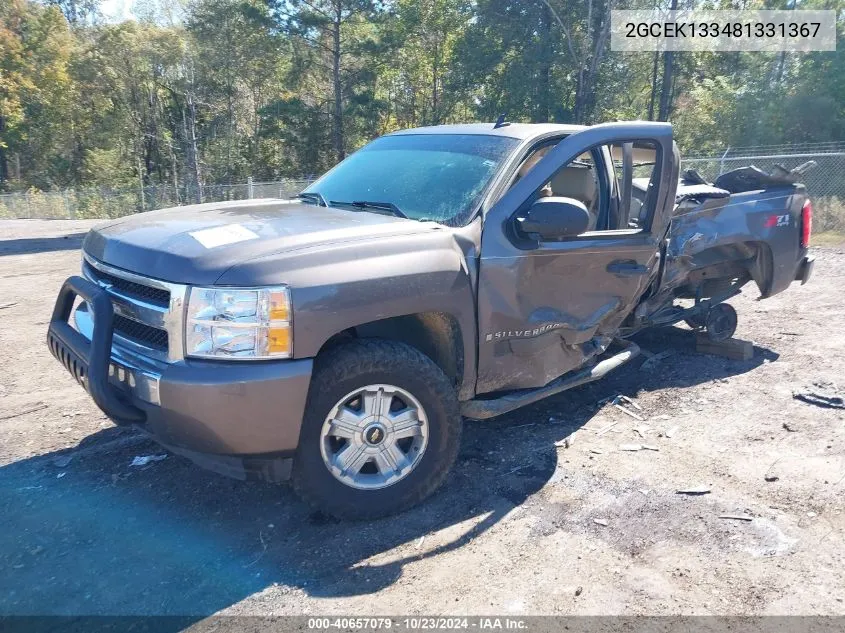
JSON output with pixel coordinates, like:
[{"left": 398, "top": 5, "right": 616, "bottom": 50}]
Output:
[{"left": 607, "top": 260, "right": 649, "bottom": 276}]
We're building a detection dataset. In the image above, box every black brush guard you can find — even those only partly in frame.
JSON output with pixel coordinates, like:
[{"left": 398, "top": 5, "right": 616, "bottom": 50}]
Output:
[{"left": 47, "top": 275, "right": 146, "bottom": 424}]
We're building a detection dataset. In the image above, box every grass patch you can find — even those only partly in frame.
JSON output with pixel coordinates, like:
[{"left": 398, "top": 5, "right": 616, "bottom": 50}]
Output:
[{"left": 811, "top": 231, "right": 845, "bottom": 247}]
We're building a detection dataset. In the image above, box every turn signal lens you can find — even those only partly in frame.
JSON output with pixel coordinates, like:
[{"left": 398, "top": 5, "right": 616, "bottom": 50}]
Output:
[
  {"left": 267, "top": 326, "right": 291, "bottom": 355},
  {"left": 269, "top": 290, "right": 291, "bottom": 321}
]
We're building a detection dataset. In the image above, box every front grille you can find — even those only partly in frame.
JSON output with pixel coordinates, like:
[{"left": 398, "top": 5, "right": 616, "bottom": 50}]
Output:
[
  {"left": 113, "top": 314, "right": 169, "bottom": 352},
  {"left": 84, "top": 261, "right": 170, "bottom": 308},
  {"left": 81, "top": 254, "right": 185, "bottom": 362}
]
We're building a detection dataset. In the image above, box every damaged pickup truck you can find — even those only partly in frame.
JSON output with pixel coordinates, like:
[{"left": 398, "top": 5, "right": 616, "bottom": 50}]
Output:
[{"left": 47, "top": 121, "right": 814, "bottom": 518}]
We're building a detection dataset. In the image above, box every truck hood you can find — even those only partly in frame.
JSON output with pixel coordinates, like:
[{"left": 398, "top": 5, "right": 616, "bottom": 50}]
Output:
[{"left": 83, "top": 199, "right": 440, "bottom": 285}]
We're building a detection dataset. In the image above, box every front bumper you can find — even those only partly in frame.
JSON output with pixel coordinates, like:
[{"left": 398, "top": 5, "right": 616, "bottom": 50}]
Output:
[
  {"left": 795, "top": 255, "right": 815, "bottom": 285},
  {"left": 47, "top": 276, "right": 312, "bottom": 479}
]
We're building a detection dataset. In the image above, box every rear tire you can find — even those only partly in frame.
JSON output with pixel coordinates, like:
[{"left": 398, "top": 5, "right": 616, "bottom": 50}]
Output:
[
  {"left": 705, "top": 303, "right": 738, "bottom": 342},
  {"left": 292, "top": 339, "right": 461, "bottom": 520}
]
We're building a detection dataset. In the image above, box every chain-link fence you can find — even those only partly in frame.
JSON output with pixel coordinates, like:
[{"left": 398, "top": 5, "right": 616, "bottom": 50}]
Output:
[
  {"left": 3, "top": 147, "right": 845, "bottom": 232},
  {"left": 0, "top": 178, "right": 314, "bottom": 220},
  {"left": 682, "top": 144, "right": 845, "bottom": 233}
]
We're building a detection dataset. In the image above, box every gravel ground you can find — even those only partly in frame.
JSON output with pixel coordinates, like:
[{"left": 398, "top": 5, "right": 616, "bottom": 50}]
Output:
[{"left": 0, "top": 219, "right": 843, "bottom": 618}]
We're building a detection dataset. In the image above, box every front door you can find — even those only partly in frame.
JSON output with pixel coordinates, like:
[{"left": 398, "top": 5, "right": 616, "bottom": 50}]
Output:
[{"left": 476, "top": 122, "right": 679, "bottom": 394}]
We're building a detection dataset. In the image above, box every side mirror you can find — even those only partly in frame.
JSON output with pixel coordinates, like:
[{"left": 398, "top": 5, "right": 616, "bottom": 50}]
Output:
[{"left": 516, "top": 197, "right": 590, "bottom": 240}]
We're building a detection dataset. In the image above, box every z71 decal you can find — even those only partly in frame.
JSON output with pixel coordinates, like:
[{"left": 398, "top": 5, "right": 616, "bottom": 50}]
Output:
[{"left": 765, "top": 213, "right": 791, "bottom": 228}]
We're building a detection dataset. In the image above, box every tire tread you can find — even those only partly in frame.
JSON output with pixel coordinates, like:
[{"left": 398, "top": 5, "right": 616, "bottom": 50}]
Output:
[{"left": 291, "top": 339, "right": 461, "bottom": 520}]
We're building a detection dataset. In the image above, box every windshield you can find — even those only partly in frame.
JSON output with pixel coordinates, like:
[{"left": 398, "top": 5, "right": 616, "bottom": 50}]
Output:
[{"left": 303, "top": 133, "right": 519, "bottom": 226}]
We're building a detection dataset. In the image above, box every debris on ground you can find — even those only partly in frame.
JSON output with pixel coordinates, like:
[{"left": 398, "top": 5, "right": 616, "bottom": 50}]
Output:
[
  {"left": 593, "top": 518, "right": 608, "bottom": 526},
  {"left": 589, "top": 449, "right": 604, "bottom": 455},
  {"left": 676, "top": 486, "right": 711, "bottom": 495},
  {"left": 130, "top": 454, "right": 168, "bottom": 467},
  {"left": 0, "top": 403, "right": 48, "bottom": 421},
  {"left": 52, "top": 454, "right": 73, "bottom": 468},
  {"left": 640, "top": 350, "right": 674, "bottom": 372},
  {"left": 416, "top": 536, "right": 426, "bottom": 549},
  {"left": 598, "top": 394, "right": 646, "bottom": 421},
  {"left": 613, "top": 401, "right": 645, "bottom": 421},
  {"left": 665, "top": 426, "right": 679, "bottom": 438},
  {"left": 764, "top": 458, "right": 781, "bottom": 483},
  {"left": 511, "top": 422, "right": 536, "bottom": 430},
  {"left": 575, "top": 586, "right": 583, "bottom": 596},
  {"left": 618, "top": 395, "right": 642, "bottom": 411},
  {"left": 244, "top": 530, "right": 269, "bottom": 568},
  {"left": 554, "top": 436, "right": 573, "bottom": 449},
  {"left": 638, "top": 489, "right": 650, "bottom": 496},
  {"left": 641, "top": 444, "right": 659, "bottom": 451},
  {"left": 619, "top": 444, "right": 642, "bottom": 451},
  {"left": 0, "top": 302, "right": 18, "bottom": 310},
  {"left": 56, "top": 472, "right": 66, "bottom": 479},
  {"left": 595, "top": 421, "right": 620, "bottom": 436},
  {"left": 719, "top": 514, "right": 753, "bottom": 521},
  {"left": 792, "top": 382, "right": 845, "bottom": 409}
]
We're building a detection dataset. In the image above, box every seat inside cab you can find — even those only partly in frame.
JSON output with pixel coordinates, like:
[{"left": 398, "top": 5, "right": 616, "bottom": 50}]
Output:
[
  {"left": 513, "top": 146, "right": 600, "bottom": 230},
  {"left": 512, "top": 142, "right": 661, "bottom": 232},
  {"left": 548, "top": 166, "right": 599, "bottom": 229}
]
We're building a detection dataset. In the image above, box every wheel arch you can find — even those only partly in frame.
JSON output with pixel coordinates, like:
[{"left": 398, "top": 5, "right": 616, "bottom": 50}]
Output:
[
  {"left": 676, "top": 240, "right": 774, "bottom": 298},
  {"left": 744, "top": 240, "right": 775, "bottom": 297},
  {"left": 315, "top": 311, "right": 470, "bottom": 398}
]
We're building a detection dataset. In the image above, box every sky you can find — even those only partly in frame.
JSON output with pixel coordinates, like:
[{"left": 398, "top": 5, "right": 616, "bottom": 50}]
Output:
[{"left": 99, "top": 0, "right": 135, "bottom": 21}]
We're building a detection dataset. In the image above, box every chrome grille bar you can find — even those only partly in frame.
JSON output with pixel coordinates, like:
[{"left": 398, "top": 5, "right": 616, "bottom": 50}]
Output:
[{"left": 81, "top": 253, "right": 187, "bottom": 362}]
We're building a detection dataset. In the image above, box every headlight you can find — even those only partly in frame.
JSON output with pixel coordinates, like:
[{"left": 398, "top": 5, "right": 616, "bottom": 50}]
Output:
[{"left": 185, "top": 286, "right": 292, "bottom": 359}]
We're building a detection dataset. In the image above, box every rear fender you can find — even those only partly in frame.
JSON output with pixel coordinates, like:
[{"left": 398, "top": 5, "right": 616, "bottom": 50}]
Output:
[{"left": 662, "top": 187, "right": 803, "bottom": 300}]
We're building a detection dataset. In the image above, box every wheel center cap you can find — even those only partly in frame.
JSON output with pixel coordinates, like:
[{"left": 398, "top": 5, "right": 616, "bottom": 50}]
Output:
[{"left": 363, "top": 423, "right": 387, "bottom": 446}]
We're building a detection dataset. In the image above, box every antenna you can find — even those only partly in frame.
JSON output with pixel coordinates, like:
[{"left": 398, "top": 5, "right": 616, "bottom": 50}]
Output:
[{"left": 494, "top": 113, "right": 510, "bottom": 129}]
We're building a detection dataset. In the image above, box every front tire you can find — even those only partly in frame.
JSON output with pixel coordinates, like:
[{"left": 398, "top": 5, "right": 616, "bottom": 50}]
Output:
[{"left": 292, "top": 339, "right": 462, "bottom": 520}]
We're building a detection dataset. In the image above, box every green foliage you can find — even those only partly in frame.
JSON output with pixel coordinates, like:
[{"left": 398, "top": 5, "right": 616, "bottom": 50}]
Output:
[
  {"left": 2, "top": 0, "right": 845, "bottom": 195},
  {"left": 672, "top": 76, "right": 738, "bottom": 154}
]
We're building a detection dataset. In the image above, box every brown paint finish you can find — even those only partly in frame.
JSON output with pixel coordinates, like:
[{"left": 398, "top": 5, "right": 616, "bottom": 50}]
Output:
[
  {"left": 47, "top": 121, "right": 812, "bottom": 477},
  {"left": 476, "top": 122, "right": 678, "bottom": 393}
]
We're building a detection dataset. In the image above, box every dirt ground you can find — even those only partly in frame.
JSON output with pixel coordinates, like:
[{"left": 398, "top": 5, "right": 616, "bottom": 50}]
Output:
[{"left": 1, "top": 219, "right": 844, "bottom": 618}]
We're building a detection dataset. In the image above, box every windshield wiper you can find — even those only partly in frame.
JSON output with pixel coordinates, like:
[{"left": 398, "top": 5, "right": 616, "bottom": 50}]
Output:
[
  {"left": 292, "top": 191, "right": 328, "bottom": 207},
  {"left": 330, "top": 200, "right": 408, "bottom": 219}
]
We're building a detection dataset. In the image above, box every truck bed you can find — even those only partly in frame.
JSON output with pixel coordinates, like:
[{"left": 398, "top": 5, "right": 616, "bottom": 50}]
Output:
[
  {"left": 629, "top": 175, "right": 812, "bottom": 332},
  {"left": 663, "top": 183, "right": 808, "bottom": 300}
]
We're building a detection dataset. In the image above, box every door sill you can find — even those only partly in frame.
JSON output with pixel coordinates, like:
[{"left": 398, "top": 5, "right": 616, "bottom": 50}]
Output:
[{"left": 461, "top": 339, "right": 640, "bottom": 420}]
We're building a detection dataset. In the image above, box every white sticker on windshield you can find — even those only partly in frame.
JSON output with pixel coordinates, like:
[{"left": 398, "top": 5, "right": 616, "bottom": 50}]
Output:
[{"left": 190, "top": 224, "right": 259, "bottom": 249}]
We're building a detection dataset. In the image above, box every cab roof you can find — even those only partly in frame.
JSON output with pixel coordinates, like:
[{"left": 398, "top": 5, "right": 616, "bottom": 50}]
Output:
[{"left": 387, "top": 122, "right": 586, "bottom": 141}]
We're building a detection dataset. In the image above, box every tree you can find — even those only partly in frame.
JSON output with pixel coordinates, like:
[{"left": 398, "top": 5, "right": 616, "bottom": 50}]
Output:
[
  {"left": 540, "top": 0, "right": 614, "bottom": 123},
  {"left": 0, "top": 0, "right": 79, "bottom": 190},
  {"left": 381, "top": 0, "right": 470, "bottom": 128},
  {"left": 45, "top": 0, "right": 99, "bottom": 24},
  {"left": 188, "top": 0, "right": 282, "bottom": 182},
  {"left": 270, "top": 0, "right": 387, "bottom": 162},
  {"left": 4, "top": 0, "right": 845, "bottom": 195}
]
